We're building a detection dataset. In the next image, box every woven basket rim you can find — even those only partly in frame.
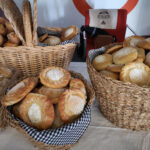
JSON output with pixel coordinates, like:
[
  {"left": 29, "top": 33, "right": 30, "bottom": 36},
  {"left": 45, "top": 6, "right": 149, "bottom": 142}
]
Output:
[{"left": 87, "top": 43, "right": 150, "bottom": 91}]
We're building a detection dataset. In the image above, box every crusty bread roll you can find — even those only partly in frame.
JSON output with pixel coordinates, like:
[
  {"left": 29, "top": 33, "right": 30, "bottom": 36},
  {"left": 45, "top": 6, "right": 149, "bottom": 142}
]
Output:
[
  {"left": 105, "top": 45, "right": 123, "bottom": 54},
  {"left": 69, "top": 78, "right": 86, "bottom": 95},
  {"left": 123, "top": 35, "right": 145, "bottom": 47},
  {"left": 0, "top": 24, "right": 7, "bottom": 35},
  {"left": 7, "top": 32, "right": 20, "bottom": 44},
  {"left": 112, "top": 47, "right": 138, "bottom": 65},
  {"left": 137, "top": 38, "right": 150, "bottom": 50},
  {"left": 92, "top": 54, "right": 112, "bottom": 71},
  {"left": 100, "top": 70, "right": 119, "bottom": 80},
  {"left": 58, "top": 89, "right": 86, "bottom": 122},
  {"left": 0, "top": 17, "right": 7, "bottom": 24},
  {"left": 5, "top": 21, "right": 14, "bottom": 33},
  {"left": 144, "top": 52, "right": 150, "bottom": 67},
  {"left": 4, "top": 42, "right": 19, "bottom": 47},
  {"left": 61, "top": 25, "right": 78, "bottom": 41},
  {"left": 1, "top": 77, "right": 38, "bottom": 106},
  {"left": 39, "top": 33, "right": 48, "bottom": 42},
  {"left": 106, "top": 64, "right": 123, "bottom": 73},
  {"left": 43, "top": 36, "right": 61, "bottom": 45},
  {"left": 19, "top": 93, "right": 55, "bottom": 130},
  {"left": 38, "top": 86, "right": 66, "bottom": 104},
  {"left": 40, "top": 67, "right": 71, "bottom": 89},
  {"left": 120, "top": 62, "right": 150, "bottom": 86}
]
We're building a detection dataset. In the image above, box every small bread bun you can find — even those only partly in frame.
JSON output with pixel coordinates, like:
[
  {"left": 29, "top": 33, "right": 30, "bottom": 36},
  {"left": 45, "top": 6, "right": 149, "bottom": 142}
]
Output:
[
  {"left": 39, "top": 33, "right": 48, "bottom": 42},
  {"left": 123, "top": 35, "right": 145, "bottom": 47},
  {"left": 43, "top": 36, "right": 61, "bottom": 45},
  {"left": 61, "top": 25, "right": 78, "bottom": 41},
  {"left": 137, "top": 38, "right": 150, "bottom": 50},
  {"left": 19, "top": 93, "right": 55, "bottom": 130},
  {"left": 113, "top": 47, "right": 138, "bottom": 65},
  {"left": 144, "top": 52, "right": 150, "bottom": 67},
  {"left": 52, "top": 105, "right": 64, "bottom": 128},
  {"left": 100, "top": 70, "right": 119, "bottom": 80},
  {"left": 58, "top": 89, "right": 86, "bottom": 122},
  {"left": 44, "top": 27, "right": 64, "bottom": 33},
  {"left": 92, "top": 54, "right": 112, "bottom": 71},
  {"left": 4, "top": 42, "right": 19, "bottom": 47},
  {"left": 120, "top": 62, "right": 150, "bottom": 86},
  {"left": 106, "top": 64, "right": 123, "bottom": 73},
  {"left": 1, "top": 77, "right": 38, "bottom": 106},
  {"left": 0, "top": 24, "right": 7, "bottom": 35},
  {"left": 0, "top": 34, "right": 4, "bottom": 46},
  {"left": 38, "top": 86, "right": 66, "bottom": 104},
  {"left": 69, "top": 78, "right": 86, "bottom": 95},
  {"left": 40, "top": 67, "right": 71, "bottom": 89},
  {"left": 105, "top": 45, "right": 123, "bottom": 54},
  {"left": 5, "top": 21, "right": 14, "bottom": 33},
  {"left": 7, "top": 32, "right": 20, "bottom": 44}
]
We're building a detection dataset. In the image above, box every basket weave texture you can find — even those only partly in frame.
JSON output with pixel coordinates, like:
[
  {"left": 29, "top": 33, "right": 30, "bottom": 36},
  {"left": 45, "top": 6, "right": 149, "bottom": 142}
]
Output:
[
  {"left": 87, "top": 43, "right": 150, "bottom": 131},
  {"left": 0, "top": 0, "right": 77, "bottom": 76},
  {"left": 1, "top": 70, "right": 95, "bottom": 150}
]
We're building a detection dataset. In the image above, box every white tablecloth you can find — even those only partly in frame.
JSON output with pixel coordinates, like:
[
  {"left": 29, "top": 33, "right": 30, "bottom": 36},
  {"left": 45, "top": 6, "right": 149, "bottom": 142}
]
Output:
[{"left": 0, "top": 62, "right": 150, "bottom": 150}]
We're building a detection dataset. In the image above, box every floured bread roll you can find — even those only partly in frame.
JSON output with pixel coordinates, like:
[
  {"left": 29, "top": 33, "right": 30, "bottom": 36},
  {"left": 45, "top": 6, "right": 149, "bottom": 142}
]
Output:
[
  {"left": 52, "top": 105, "right": 64, "bottom": 128},
  {"left": 19, "top": 93, "right": 54, "bottom": 130},
  {"left": 43, "top": 36, "right": 61, "bottom": 45},
  {"left": 123, "top": 35, "right": 145, "bottom": 47},
  {"left": 92, "top": 54, "right": 112, "bottom": 71},
  {"left": 113, "top": 47, "right": 138, "bottom": 65},
  {"left": 61, "top": 25, "right": 78, "bottom": 41},
  {"left": 134, "top": 48, "right": 145, "bottom": 62},
  {"left": 137, "top": 38, "right": 150, "bottom": 50},
  {"left": 1, "top": 77, "right": 38, "bottom": 106},
  {"left": 120, "top": 62, "right": 150, "bottom": 86},
  {"left": 7, "top": 32, "right": 20, "bottom": 44},
  {"left": 69, "top": 78, "right": 86, "bottom": 95},
  {"left": 40, "top": 67, "right": 71, "bottom": 88},
  {"left": 105, "top": 45, "right": 123, "bottom": 54},
  {"left": 58, "top": 89, "right": 86, "bottom": 122},
  {"left": 0, "top": 66, "right": 12, "bottom": 78},
  {"left": 144, "top": 52, "right": 150, "bottom": 67},
  {"left": 106, "top": 64, "right": 123, "bottom": 73},
  {"left": 100, "top": 70, "right": 119, "bottom": 80},
  {"left": 38, "top": 86, "right": 66, "bottom": 104}
]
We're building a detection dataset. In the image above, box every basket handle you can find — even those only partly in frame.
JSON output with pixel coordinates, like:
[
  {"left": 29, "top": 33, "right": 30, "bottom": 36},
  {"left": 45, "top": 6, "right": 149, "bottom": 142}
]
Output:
[{"left": 32, "top": 0, "right": 38, "bottom": 46}]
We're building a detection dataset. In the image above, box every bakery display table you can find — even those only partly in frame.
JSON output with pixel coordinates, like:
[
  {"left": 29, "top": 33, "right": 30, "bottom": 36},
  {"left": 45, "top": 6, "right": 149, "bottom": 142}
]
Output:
[{"left": 0, "top": 62, "right": 150, "bottom": 150}]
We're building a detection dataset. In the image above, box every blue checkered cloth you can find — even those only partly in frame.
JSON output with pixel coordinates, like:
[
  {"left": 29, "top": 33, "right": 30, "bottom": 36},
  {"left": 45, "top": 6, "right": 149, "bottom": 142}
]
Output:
[{"left": 10, "top": 104, "right": 91, "bottom": 145}]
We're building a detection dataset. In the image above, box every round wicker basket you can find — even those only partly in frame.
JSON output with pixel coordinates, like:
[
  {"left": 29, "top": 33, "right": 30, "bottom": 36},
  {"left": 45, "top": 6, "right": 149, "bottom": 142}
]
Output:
[
  {"left": 87, "top": 43, "right": 150, "bottom": 131},
  {"left": 0, "top": 70, "right": 95, "bottom": 150}
]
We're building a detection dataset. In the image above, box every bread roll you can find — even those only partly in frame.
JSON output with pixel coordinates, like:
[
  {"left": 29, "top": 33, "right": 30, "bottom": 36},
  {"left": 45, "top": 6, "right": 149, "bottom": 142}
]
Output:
[
  {"left": 105, "top": 45, "right": 122, "bottom": 54},
  {"left": 144, "top": 52, "right": 150, "bottom": 67},
  {"left": 0, "top": 34, "right": 4, "bottom": 46},
  {"left": 7, "top": 32, "right": 20, "bottom": 44},
  {"left": 137, "top": 38, "right": 150, "bottom": 50},
  {"left": 106, "top": 64, "right": 123, "bottom": 73},
  {"left": 58, "top": 89, "right": 86, "bottom": 122},
  {"left": 5, "top": 21, "right": 14, "bottom": 33},
  {"left": 113, "top": 47, "right": 138, "bottom": 65},
  {"left": 40, "top": 67, "right": 71, "bottom": 89},
  {"left": 4, "top": 42, "right": 19, "bottom": 47},
  {"left": 92, "top": 54, "right": 112, "bottom": 71},
  {"left": 123, "top": 35, "right": 145, "bottom": 47},
  {"left": 43, "top": 36, "right": 61, "bottom": 45},
  {"left": 120, "top": 62, "right": 150, "bottom": 86},
  {"left": 0, "top": 24, "right": 7, "bottom": 35}
]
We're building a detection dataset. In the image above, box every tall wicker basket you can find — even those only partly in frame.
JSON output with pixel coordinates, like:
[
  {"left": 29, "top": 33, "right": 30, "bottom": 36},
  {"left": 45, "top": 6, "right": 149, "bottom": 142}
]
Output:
[
  {"left": 87, "top": 43, "right": 150, "bottom": 131},
  {"left": 0, "top": 0, "right": 77, "bottom": 76}
]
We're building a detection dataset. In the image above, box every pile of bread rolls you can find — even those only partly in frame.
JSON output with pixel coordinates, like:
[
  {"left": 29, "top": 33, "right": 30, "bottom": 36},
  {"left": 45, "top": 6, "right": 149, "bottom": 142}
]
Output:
[
  {"left": 1, "top": 67, "right": 87, "bottom": 130},
  {"left": 0, "top": 17, "right": 20, "bottom": 47},
  {"left": 92, "top": 35, "right": 150, "bottom": 87},
  {"left": 39, "top": 25, "right": 78, "bottom": 46}
]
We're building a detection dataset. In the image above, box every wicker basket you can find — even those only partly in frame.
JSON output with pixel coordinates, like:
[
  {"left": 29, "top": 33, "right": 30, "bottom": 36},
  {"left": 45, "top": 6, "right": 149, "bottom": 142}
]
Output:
[
  {"left": 0, "top": 70, "right": 95, "bottom": 150},
  {"left": 87, "top": 43, "right": 150, "bottom": 131},
  {"left": 0, "top": 0, "right": 76, "bottom": 76}
]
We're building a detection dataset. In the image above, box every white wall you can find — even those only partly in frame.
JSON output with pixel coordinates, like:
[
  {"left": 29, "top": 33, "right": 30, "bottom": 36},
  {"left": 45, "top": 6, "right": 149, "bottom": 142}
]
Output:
[{"left": 14, "top": 0, "right": 150, "bottom": 37}]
